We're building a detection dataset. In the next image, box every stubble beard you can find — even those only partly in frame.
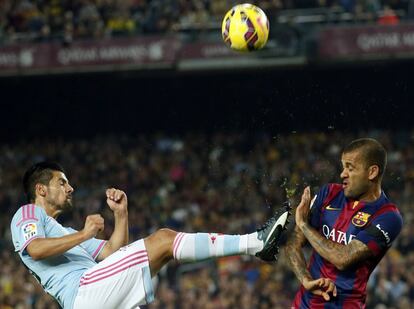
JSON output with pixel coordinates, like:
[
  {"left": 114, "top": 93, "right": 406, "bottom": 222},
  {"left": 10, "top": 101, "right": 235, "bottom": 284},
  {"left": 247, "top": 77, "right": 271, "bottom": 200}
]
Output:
[
  {"left": 49, "top": 197, "right": 73, "bottom": 213},
  {"left": 344, "top": 183, "right": 369, "bottom": 201},
  {"left": 61, "top": 199, "right": 73, "bottom": 212}
]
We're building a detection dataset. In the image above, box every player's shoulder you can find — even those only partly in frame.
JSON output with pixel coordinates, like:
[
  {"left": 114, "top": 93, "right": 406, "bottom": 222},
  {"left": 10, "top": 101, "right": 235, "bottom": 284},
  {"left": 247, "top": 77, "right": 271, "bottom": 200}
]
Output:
[
  {"left": 310, "top": 183, "right": 342, "bottom": 212},
  {"left": 370, "top": 202, "right": 403, "bottom": 241},
  {"left": 315, "top": 183, "right": 342, "bottom": 194},
  {"left": 368, "top": 197, "right": 403, "bottom": 232},
  {"left": 374, "top": 201, "right": 402, "bottom": 221},
  {"left": 11, "top": 204, "right": 47, "bottom": 227},
  {"left": 318, "top": 183, "right": 343, "bottom": 202},
  {"left": 326, "top": 183, "right": 343, "bottom": 194}
]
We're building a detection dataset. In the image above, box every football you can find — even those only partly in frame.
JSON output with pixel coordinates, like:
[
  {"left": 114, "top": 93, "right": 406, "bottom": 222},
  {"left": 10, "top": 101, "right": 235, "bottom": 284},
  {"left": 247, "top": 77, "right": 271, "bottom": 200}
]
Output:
[{"left": 221, "top": 3, "right": 269, "bottom": 52}]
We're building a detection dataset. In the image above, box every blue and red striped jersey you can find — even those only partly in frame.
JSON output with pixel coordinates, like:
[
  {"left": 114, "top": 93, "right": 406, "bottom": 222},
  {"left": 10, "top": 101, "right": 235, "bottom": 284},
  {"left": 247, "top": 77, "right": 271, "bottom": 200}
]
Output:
[{"left": 292, "top": 183, "right": 403, "bottom": 309}]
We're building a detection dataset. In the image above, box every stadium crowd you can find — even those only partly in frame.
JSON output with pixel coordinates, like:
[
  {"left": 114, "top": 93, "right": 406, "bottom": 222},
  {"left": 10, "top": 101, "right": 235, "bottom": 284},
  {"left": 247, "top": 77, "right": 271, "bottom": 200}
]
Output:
[
  {"left": 0, "top": 0, "right": 409, "bottom": 45},
  {"left": 0, "top": 130, "right": 412, "bottom": 308}
]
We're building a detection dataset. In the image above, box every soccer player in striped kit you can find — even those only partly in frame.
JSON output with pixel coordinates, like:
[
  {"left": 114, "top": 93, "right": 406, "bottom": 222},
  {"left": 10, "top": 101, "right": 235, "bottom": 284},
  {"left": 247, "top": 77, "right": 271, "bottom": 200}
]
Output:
[
  {"left": 285, "top": 138, "right": 403, "bottom": 308},
  {"left": 10, "top": 161, "right": 291, "bottom": 309}
]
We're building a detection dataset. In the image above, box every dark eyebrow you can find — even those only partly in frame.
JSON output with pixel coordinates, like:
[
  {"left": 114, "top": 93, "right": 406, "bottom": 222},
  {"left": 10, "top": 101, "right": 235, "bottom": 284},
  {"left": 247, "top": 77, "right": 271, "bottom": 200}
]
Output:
[{"left": 341, "top": 161, "right": 355, "bottom": 167}]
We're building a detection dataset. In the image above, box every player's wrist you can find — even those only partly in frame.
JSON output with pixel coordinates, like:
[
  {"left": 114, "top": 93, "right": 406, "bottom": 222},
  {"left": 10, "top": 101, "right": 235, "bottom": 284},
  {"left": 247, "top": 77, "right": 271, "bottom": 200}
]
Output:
[
  {"left": 301, "top": 275, "right": 314, "bottom": 288},
  {"left": 79, "top": 229, "right": 93, "bottom": 241},
  {"left": 301, "top": 277, "right": 309, "bottom": 286},
  {"left": 297, "top": 220, "right": 307, "bottom": 231},
  {"left": 113, "top": 208, "right": 128, "bottom": 218}
]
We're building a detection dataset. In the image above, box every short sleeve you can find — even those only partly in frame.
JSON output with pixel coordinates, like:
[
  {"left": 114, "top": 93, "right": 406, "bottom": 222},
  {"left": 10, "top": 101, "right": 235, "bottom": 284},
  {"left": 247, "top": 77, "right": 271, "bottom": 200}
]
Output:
[
  {"left": 355, "top": 208, "right": 403, "bottom": 256},
  {"left": 309, "top": 184, "right": 330, "bottom": 228},
  {"left": 10, "top": 204, "right": 46, "bottom": 253},
  {"left": 65, "top": 227, "right": 107, "bottom": 260}
]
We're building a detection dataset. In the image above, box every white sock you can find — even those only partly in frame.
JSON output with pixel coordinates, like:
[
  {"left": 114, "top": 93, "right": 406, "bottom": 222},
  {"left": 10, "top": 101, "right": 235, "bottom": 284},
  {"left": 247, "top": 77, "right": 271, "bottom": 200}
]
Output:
[{"left": 173, "top": 232, "right": 263, "bottom": 262}]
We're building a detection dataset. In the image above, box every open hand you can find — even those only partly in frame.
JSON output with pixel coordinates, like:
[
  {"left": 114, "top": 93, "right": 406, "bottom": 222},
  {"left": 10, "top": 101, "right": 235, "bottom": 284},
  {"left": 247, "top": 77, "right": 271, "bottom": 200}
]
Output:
[{"left": 295, "top": 186, "right": 312, "bottom": 228}]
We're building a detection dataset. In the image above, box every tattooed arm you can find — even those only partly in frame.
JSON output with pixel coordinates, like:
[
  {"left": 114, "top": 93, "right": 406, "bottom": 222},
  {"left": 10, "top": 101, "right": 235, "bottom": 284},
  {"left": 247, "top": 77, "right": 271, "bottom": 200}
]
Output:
[
  {"left": 284, "top": 225, "right": 312, "bottom": 284},
  {"left": 300, "top": 223, "right": 372, "bottom": 270},
  {"left": 285, "top": 224, "right": 338, "bottom": 300},
  {"left": 296, "top": 187, "right": 373, "bottom": 271}
]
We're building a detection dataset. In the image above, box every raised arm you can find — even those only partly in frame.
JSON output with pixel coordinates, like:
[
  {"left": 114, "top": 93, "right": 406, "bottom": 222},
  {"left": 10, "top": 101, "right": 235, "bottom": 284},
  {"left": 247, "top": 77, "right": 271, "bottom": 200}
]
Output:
[
  {"left": 296, "top": 187, "right": 373, "bottom": 271},
  {"left": 27, "top": 214, "right": 104, "bottom": 260},
  {"left": 97, "top": 188, "right": 129, "bottom": 260}
]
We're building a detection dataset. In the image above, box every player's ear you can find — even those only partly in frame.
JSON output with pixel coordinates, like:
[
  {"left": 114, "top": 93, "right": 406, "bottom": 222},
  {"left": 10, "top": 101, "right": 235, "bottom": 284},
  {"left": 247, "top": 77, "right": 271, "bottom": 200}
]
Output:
[
  {"left": 35, "top": 183, "right": 47, "bottom": 198},
  {"left": 368, "top": 165, "right": 379, "bottom": 181}
]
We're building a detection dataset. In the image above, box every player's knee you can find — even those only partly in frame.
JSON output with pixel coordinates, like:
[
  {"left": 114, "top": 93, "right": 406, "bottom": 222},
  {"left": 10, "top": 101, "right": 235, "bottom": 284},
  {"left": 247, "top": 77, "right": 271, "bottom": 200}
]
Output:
[{"left": 153, "top": 228, "right": 177, "bottom": 244}]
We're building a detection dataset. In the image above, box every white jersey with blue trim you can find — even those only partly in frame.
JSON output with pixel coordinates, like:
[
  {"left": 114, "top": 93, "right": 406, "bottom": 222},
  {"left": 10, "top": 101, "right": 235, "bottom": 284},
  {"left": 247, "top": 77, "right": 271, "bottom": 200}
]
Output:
[{"left": 10, "top": 204, "right": 107, "bottom": 309}]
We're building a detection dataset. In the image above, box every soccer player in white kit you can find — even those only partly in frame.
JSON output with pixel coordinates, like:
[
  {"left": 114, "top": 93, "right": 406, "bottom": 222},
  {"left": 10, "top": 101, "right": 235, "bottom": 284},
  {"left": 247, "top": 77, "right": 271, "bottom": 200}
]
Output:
[{"left": 11, "top": 162, "right": 291, "bottom": 309}]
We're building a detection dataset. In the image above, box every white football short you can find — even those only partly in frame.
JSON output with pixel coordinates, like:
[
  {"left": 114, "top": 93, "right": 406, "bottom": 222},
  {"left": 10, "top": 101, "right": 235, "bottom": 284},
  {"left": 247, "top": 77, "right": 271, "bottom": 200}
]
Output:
[{"left": 73, "top": 239, "right": 154, "bottom": 309}]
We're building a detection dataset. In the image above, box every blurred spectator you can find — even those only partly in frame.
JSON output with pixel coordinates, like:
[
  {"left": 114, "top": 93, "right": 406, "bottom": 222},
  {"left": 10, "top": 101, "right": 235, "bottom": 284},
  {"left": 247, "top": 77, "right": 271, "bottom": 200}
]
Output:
[
  {"left": 377, "top": 5, "right": 400, "bottom": 23},
  {"left": 106, "top": 4, "right": 136, "bottom": 36},
  {"left": 0, "top": 0, "right": 410, "bottom": 45}
]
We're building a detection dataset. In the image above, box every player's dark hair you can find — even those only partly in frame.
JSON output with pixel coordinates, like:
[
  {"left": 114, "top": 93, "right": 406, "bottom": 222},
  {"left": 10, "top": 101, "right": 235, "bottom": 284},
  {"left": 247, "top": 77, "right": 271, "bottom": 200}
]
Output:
[
  {"left": 23, "top": 162, "right": 65, "bottom": 203},
  {"left": 343, "top": 138, "right": 387, "bottom": 179}
]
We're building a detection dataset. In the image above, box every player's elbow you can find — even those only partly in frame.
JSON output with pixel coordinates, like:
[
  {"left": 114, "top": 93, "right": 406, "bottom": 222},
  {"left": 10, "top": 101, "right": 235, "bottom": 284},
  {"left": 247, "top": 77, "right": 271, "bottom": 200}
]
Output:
[
  {"left": 27, "top": 249, "right": 43, "bottom": 260},
  {"left": 31, "top": 254, "right": 43, "bottom": 261},
  {"left": 335, "top": 262, "right": 347, "bottom": 271},
  {"left": 284, "top": 238, "right": 304, "bottom": 264},
  {"left": 333, "top": 259, "right": 351, "bottom": 271},
  {"left": 283, "top": 245, "right": 290, "bottom": 260},
  {"left": 283, "top": 242, "right": 296, "bottom": 257},
  {"left": 26, "top": 241, "right": 46, "bottom": 260}
]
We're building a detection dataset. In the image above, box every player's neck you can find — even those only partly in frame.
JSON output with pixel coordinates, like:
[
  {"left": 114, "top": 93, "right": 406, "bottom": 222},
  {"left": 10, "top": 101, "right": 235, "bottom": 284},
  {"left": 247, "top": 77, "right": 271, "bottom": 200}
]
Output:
[
  {"left": 357, "top": 184, "right": 382, "bottom": 203},
  {"left": 34, "top": 199, "right": 62, "bottom": 218}
]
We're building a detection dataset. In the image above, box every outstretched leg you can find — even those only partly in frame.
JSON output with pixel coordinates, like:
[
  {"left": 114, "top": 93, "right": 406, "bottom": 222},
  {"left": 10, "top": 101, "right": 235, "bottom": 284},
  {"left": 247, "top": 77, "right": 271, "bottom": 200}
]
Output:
[
  {"left": 144, "top": 228, "right": 177, "bottom": 276},
  {"left": 144, "top": 202, "right": 291, "bottom": 277}
]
